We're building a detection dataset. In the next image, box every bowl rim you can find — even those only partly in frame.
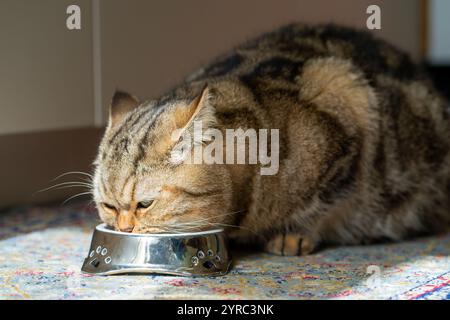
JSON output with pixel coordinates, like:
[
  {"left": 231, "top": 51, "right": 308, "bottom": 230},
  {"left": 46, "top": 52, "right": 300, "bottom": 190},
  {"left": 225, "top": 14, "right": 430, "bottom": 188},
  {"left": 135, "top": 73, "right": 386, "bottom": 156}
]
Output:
[{"left": 95, "top": 223, "right": 224, "bottom": 237}]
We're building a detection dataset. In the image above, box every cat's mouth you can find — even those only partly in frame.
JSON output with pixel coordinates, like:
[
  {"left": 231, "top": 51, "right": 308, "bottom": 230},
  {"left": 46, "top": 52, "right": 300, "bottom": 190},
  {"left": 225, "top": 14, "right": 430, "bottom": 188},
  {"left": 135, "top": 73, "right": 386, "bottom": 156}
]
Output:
[
  {"left": 110, "top": 225, "right": 165, "bottom": 234},
  {"left": 113, "top": 225, "right": 213, "bottom": 234}
]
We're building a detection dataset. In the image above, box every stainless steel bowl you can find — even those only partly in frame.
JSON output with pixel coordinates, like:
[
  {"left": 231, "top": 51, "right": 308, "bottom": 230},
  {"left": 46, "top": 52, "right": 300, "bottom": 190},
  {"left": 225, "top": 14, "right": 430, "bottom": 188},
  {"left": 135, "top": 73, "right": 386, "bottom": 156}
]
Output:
[{"left": 81, "top": 224, "right": 231, "bottom": 276}]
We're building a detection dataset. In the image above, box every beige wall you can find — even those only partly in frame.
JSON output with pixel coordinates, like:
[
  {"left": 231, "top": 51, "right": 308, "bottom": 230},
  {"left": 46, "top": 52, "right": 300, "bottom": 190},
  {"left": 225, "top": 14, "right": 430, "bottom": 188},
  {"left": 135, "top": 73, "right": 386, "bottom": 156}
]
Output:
[
  {"left": 0, "top": 0, "right": 94, "bottom": 135},
  {"left": 0, "top": 128, "right": 103, "bottom": 207},
  {"left": 99, "top": 0, "right": 421, "bottom": 123}
]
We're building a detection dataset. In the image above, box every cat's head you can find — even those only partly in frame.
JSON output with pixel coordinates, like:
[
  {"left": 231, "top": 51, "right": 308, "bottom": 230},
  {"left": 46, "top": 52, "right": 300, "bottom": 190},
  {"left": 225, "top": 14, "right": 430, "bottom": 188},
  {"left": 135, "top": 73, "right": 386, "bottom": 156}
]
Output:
[{"left": 92, "top": 86, "right": 233, "bottom": 233}]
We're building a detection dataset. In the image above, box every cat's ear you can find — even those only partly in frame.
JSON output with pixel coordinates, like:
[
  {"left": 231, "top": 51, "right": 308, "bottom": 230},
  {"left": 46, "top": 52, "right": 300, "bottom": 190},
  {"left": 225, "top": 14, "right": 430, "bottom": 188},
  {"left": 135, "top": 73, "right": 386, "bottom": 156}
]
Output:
[
  {"left": 169, "top": 85, "right": 216, "bottom": 164},
  {"left": 109, "top": 90, "right": 140, "bottom": 127},
  {"left": 174, "top": 85, "right": 216, "bottom": 139}
]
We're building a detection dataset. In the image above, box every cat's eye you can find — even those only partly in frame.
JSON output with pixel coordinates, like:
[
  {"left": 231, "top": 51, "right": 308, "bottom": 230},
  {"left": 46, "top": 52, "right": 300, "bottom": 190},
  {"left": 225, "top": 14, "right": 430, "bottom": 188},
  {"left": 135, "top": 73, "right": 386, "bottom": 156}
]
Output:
[
  {"left": 101, "top": 203, "right": 116, "bottom": 211},
  {"left": 137, "top": 200, "right": 154, "bottom": 210}
]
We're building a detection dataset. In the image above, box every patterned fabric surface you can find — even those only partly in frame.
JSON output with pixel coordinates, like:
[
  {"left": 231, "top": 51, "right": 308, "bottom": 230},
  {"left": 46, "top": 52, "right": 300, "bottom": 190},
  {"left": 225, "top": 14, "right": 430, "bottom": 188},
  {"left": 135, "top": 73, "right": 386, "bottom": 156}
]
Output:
[{"left": 0, "top": 202, "right": 449, "bottom": 300}]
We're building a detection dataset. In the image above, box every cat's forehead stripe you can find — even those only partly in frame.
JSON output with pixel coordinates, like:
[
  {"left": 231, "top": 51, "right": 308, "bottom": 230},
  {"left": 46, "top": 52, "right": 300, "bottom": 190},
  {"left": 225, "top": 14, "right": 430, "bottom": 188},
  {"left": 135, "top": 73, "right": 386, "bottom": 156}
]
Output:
[
  {"left": 119, "top": 173, "right": 133, "bottom": 198},
  {"left": 101, "top": 104, "right": 168, "bottom": 199},
  {"left": 103, "top": 103, "right": 165, "bottom": 164},
  {"left": 107, "top": 104, "right": 149, "bottom": 145},
  {"left": 131, "top": 104, "right": 167, "bottom": 168}
]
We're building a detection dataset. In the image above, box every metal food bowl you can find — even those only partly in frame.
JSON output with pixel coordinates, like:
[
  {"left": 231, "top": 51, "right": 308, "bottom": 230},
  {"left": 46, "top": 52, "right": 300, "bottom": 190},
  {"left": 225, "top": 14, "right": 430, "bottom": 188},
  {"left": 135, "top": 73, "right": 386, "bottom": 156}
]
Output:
[{"left": 81, "top": 224, "right": 231, "bottom": 276}]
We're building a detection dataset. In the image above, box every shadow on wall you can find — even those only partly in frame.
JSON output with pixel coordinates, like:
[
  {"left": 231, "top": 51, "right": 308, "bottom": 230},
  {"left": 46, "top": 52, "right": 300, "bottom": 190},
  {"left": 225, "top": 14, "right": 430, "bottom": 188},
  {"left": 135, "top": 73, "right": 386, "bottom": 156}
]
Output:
[{"left": 0, "top": 128, "right": 103, "bottom": 209}]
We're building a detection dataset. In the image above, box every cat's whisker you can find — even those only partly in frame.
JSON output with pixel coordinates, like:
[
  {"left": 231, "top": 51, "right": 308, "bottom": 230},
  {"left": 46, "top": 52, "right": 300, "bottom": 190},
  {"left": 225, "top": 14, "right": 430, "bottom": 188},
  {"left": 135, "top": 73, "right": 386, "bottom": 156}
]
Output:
[
  {"left": 77, "top": 177, "right": 93, "bottom": 184},
  {"left": 52, "top": 171, "right": 93, "bottom": 181},
  {"left": 44, "top": 185, "right": 92, "bottom": 192},
  {"left": 140, "top": 218, "right": 250, "bottom": 234},
  {"left": 36, "top": 181, "right": 93, "bottom": 194},
  {"left": 160, "top": 222, "right": 216, "bottom": 233},
  {"left": 61, "top": 191, "right": 93, "bottom": 205},
  {"left": 85, "top": 199, "right": 96, "bottom": 206},
  {"left": 164, "top": 224, "right": 204, "bottom": 231},
  {"left": 162, "top": 227, "right": 202, "bottom": 233},
  {"left": 138, "top": 225, "right": 176, "bottom": 234},
  {"left": 146, "top": 209, "right": 249, "bottom": 233},
  {"left": 139, "top": 220, "right": 205, "bottom": 233},
  {"left": 140, "top": 222, "right": 174, "bottom": 230},
  {"left": 176, "top": 220, "right": 251, "bottom": 232},
  {"left": 180, "top": 211, "right": 245, "bottom": 226},
  {"left": 126, "top": 208, "right": 251, "bottom": 235},
  {"left": 175, "top": 210, "right": 245, "bottom": 224},
  {"left": 166, "top": 214, "right": 257, "bottom": 234},
  {"left": 45, "top": 181, "right": 92, "bottom": 188},
  {"left": 155, "top": 225, "right": 192, "bottom": 233}
]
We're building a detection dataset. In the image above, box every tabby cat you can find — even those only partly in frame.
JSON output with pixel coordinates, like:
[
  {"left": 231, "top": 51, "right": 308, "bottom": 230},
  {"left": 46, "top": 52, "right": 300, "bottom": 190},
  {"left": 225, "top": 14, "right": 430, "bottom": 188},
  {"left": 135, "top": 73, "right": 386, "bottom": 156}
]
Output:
[{"left": 93, "top": 24, "right": 450, "bottom": 255}]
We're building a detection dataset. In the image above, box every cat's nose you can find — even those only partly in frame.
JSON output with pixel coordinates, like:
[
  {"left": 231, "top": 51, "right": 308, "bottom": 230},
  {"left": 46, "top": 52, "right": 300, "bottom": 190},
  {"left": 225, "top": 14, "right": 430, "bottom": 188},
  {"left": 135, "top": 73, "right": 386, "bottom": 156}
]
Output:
[
  {"left": 120, "top": 226, "right": 134, "bottom": 233},
  {"left": 117, "top": 211, "right": 135, "bottom": 233}
]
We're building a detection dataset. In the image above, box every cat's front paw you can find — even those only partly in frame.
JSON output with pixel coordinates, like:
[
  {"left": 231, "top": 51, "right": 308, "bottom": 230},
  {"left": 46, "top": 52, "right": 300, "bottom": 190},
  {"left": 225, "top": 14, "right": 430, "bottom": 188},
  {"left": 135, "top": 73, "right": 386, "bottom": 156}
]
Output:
[{"left": 264, "top": 233, "right": 316, "bottom": 256}]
